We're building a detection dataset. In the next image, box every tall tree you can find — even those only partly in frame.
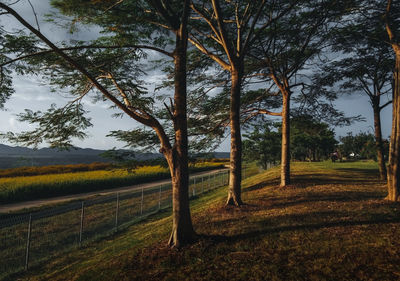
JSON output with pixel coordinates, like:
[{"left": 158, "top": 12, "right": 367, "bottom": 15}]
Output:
[
  {"left": 249, "top": 0, "right": 347, "bottom": 186},
  {"left": 189, "top": 0, "right": 294, "bottom": 205},
  {"left": 385, "top": 0, "right": 400, "bottom": 201},
  {"left": 322, "top": 8, "right": 393, "bottom": 180},
  {"left": 0, "top": 0, "right": 195, "bottom": 247}
]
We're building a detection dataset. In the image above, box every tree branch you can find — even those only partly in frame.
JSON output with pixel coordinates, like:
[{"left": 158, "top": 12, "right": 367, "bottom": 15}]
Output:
[
  {"left": 380, "top": 100, "right": 393, "bottom": 110},
  {"left": 190, "top": 3, "right": 224, "bottom": 46},
  {"left": 211, "top": 0, "right": 235, "bottom": 63},
  {"left": 148, "top": 0, "right": 179, "bottom": 30},
  {"left": 0, "top": 3, "right": 162, "bottom": 129},
  {"left": 1, "top": 44, "right": 173, "bottom": 67},
  {"left": 188, "top": 35, "right": 230, "bottom": 70}
]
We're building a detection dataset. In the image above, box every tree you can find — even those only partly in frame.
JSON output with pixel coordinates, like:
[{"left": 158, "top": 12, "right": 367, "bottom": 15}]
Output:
[
  {"left": 249, "top": 0, "right": 349, "bottom": 186},
  {"left": 0, "top": 0, "right": 195, "bottom": 247},
  {"left": 385, "top": 0, "right": 400, "bottom": 201},
  {"left": 188, "top": 0, "right": 294, "bottom": 205},
  {"left": 244, "top": 116, "right": 337, "bottom": 167},
  {"left": 338, "top": 132, "right": 386, "bottom": 160},
  {"left": 322, "top": 7, "right": 393, "bottom": 179},
  {"left": 291, "top": 115, "right": 337, "bottom": 162},
  {"left": 243, "top": 122, "right": 281, "bottom": 169}
]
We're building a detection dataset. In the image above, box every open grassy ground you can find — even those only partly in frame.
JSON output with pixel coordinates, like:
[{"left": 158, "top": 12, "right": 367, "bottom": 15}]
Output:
[{"left": 7, "top": 161, "right": 400, "bottom": 281}]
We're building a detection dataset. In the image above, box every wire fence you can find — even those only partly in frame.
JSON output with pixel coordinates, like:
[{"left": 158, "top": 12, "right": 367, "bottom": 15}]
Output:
[{"left": 0, "top": 165, "right": 262, "bottom": 278}]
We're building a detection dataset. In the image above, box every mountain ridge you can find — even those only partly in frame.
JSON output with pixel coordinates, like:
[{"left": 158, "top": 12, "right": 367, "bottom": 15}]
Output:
[{"left": 0, "top": 144, "right": 229, "bottom": 169}]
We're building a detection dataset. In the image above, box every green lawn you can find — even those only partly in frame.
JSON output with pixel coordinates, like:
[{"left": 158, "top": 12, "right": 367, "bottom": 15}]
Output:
[{"left": 7, "top": 161, "right": 400, "bottom": 281}]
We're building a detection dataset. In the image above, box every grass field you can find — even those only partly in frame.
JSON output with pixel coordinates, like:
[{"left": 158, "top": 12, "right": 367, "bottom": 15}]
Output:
[
  {"left": 7, "top": 161, "right": 400, "bottom": 281},
  {"left": 0, "top": 162, "right": 225, "bottom": 204}
]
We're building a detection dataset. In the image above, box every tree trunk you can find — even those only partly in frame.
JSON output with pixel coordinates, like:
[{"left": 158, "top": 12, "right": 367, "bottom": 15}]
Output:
[
  {"left": 226, "top": 66, "right": 243, "bottom": 206},
  {"left": 387, "top": 50, "right": 400, "bottom": 201},
  {"left": 281, "top": 92, "right": 291, "bottom": 187},
  {"left": 372, "top": 99, "right": 387, "bottom": 180},
  {"left": 167, "top": 23, "right": 196, "bottom": 247},
  {"left": 166, "top": 149, "right": 195, "bottom": 247}
]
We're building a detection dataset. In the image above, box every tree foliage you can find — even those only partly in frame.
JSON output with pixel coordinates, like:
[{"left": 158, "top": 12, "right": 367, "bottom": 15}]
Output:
[
  {"left": 1, "top": 103, "right": 91, "bottom": 149},
  {"left": 243, "top": 122, "right": 281, "bottom": 169},
  {"left": 291, "top": 115, "right": 337, "bottom": 161},
  {"left": 244, "top": 115, "right": 337, "bottom": 167},
  {"left": 339, "top": 132, "right": 389, "bottom": 161}
]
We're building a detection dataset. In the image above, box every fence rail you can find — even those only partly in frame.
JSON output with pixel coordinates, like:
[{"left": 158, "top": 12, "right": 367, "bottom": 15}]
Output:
[{"left": 0, "top": 165, "right": 262, "bottom": 278}]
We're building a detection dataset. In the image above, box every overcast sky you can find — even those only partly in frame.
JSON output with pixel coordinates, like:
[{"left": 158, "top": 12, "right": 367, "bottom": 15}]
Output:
[{"left": 0, "top": 0, "right": 393, "bottom": 152}]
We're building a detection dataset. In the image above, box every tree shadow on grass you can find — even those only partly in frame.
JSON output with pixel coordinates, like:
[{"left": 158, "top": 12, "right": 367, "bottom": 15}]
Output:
[
  {"left": 292, "top": 173, "right": 383, "bottom": 187},
  {"left": 334, "top": 167, "right": 381, "bottom": 174},
  {"left": 245, "top": 168, "right": 383, "bottom": 193},
  {"left": 246, "top": 179, "right": 280, "bottom": 192},
  {"left": 199, "top": 210, "right": 400, "bottom": 245},
  {"left": 263, "top": 191, "right": 384, "bottom": 209}
]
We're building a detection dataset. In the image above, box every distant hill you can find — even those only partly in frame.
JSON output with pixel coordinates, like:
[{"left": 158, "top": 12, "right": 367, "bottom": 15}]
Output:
[
  {"left": 0, "top": 144, "right": 158, "bottom": 169},
  {"left": 0, "top": 144, "right": 229, "bottom": 169},
  {"left": 213, "top": 152, "right": 230, "bottom": 159}
]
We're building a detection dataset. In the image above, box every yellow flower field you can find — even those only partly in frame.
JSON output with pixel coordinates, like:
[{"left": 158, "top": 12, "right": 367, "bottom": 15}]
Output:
[{"left": 0, "top": 162, "right": 225, "bottom": 203}]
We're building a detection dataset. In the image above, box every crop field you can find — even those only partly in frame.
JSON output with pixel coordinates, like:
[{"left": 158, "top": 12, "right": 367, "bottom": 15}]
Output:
[
  {"left": 0, "top": 162, "right": 226, "bottom": 204},
  {"left": 0, "top": 162, "right": 114, "bottom": 178}
]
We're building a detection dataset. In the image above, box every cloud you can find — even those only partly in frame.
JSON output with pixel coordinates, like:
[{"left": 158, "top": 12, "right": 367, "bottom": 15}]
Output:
[{"left": 8, "top": 117, "right": 16, "bottom": 129}]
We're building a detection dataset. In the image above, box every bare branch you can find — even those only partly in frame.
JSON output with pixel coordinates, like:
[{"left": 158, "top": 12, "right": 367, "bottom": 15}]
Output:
[
  {"left": 190, "top": 3, "right": 223, "bottom": 45},
  {"left": 164, "top": 101, "right": 174, "bottom": 120},
  {"left": 245, "top": 107, "right": 282, "bottom": 117},
  {"left": 188, "top": 35, "right": 230, "bottom": 70},
  {"left": 211, "top": 0, "right": 235, "bottom": 63},
  {"left": 104, "top": 0, "right": 124, "bottom": 13},
  {"left": 380, "top": 100, "right": 393, "bottom": 110},
  {"left": 27, "top": 0, "right": 40, "bottom": 32}
]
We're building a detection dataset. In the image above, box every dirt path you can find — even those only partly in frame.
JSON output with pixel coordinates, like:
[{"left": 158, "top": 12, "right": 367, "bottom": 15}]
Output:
[{"left": 0, "top": 168, "right": 227, "bottom": 213}]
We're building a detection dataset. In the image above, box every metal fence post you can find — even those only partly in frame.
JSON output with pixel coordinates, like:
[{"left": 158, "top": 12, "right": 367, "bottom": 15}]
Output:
[
  {"left": 225, "top": 170, "right": 227, "bottom": 184},
  {"left": 115, "top": 193, "right": 119, "bottom": 231},
  {"left": 213, "top": 172, "right": 216, "bottom": 189},
  {"left": 194, "top": 177, "right": 196, "bottom": 194},
  {"left": 25, "top": 213, "right": 32, "bottom": 271},
  {"left": 202, "top": 175, "right": 204, "bottom": 194},
  {"left": 79, "top": 202, "right": 85, "bottom": 247},
  {"left": 140, "top": 186, "right": 144, "bottom": 215},
  {"left": 158, "top": 185, "right": 162, "bottom": 210}
]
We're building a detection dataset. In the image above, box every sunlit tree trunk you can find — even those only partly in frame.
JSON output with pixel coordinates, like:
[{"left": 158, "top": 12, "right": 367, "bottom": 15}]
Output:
[
  {"left": 281, "top": 92, "right": 291, "bottom": 187},
  {"left": 226, "top": 66, "right": 244, "bottom": 206},
  {"left": 372, "top": 98, "right": 387, "bottom": 180},
  {"left": 167, "top": 15, "right": 196, "bottom": 247},
  {"left": 387, "top": 50, "right": 400, "bottom": 201}
]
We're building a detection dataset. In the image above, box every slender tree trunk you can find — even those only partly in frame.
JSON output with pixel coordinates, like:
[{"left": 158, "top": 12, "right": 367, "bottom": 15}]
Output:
[
  {"left": 281, "top": 92, "right": 291, "bottom": 187},
  {"left": 387, "top": 50, "right": 400, "bottom": 201},
  {"left": 167, "top": 23, "right": 196, "bottom": 247},
  {"left": 226, "top": 66, "right": 243, "bottom": 206},
  {"left": 166, "top": 148, "right": 195, "bottom": 247},
  {"left": 372, "top": 99, "right": 387, "bottom": 180}
]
